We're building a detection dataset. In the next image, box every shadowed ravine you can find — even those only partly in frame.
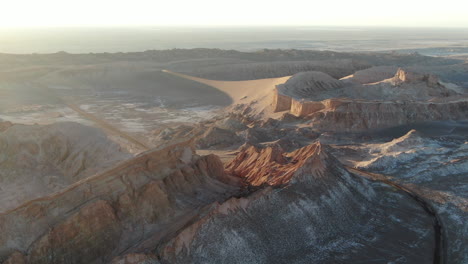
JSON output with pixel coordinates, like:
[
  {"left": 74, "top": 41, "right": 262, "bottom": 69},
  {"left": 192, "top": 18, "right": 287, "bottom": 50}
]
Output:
[{"left": 348, "top": 167, "right": 446, "bottom": 264}]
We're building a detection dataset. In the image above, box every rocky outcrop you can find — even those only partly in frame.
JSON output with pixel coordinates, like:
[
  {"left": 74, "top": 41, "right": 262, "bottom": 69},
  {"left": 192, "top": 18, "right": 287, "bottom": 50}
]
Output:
[
  {"left": 290, "top": 98, "right": 326, "bottom": 117},
  {"left": 152, "top": 125, "right": 197, "bottom": 144},
  {"left": 28, "top": 200, "right": 121, "bottom": 264},
  {"left": 158, "top": 142, "right": 435, "bottom": 263},
  {"left": 273, "top": 92, "right": 292, "bottom": 112},
  {"left": 226, "top": 143, "right": 327, "bottom": 186},
  {"left": 236, "top": 127, "right": 276, "bottom": 144},
  {"left": 287, "top": 96, "right": 468, "bottom": 128},
  {"left": 0, "top": 122, "right": 131, "bottom": 212},
  {"left": 276, "top": 71, "right": 343, "bottom": 100},
  {"left": 273, "top": 71, "right": 343, "bottom": 112},
  {"left": 0, "top": 140, "right": 239, "bottom": 264},
  {"left": 195, "top": 126, "right": 242, "bottom": 149},
  {"left": 340, "top": 66, "right": 398, "bottom": 84},
  {"left": 214, "top": 115, "right": 248, "bottom": 131},
  {"left": 339, "top": 129, "right": 468, "bottom": 263},
  {"left": 272, "top": 69, "right": 467, "bottom": 131},
  {"left": 392, "top": 68, "right": 441, "bottom": 87},
  {"left": 153, "top": 114, "right": 319, "bottom": 153},
  {"left": 306, "top": 99, "right": 468, "bottom": 131}
]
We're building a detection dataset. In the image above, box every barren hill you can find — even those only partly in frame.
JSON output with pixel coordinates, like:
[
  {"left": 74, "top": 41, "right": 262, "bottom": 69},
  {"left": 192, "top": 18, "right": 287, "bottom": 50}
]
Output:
[{"left": 0, "top": 122, "right": 130, "bottom": 212}]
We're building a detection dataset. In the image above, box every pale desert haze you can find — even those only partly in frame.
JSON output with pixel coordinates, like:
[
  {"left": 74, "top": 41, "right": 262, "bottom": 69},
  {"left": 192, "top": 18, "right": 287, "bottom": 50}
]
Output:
[{"left": 0, "top": 1, "right": 467, "bottom": 264}]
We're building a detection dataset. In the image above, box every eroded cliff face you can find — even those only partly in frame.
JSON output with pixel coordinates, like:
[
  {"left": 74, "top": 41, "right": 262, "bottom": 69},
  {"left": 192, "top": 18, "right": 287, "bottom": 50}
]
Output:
[
  {"left": 272, "top": 92, "right": 292, "bottom": 112},
  {"left": 226, "top": 143, "right": 327, "bottom": 186},
  {"left": 272, "top": 68, "right": 467, "bottom": 131},
  {"left": 340, "top": 66, "right": 398, "bottom": 84},
  {"left": 306, "top": 99, "right": 468, "bottom": 132},
  {"left": 157, "top": 142, "right": 435, "bottom": 264},
  {"left": 0, "top": 122, "right": 131, "bottom": 212},
  {"left": 0, "top": 139, "right": 240, "bottom": 264},
  {"left": 28, "top": 200, "right": 122, "bottom": 264},
  {"left": 392, "top": 68, "right": 440, "bottom": 86},
  {"left": 346, "top": 130, "right": 468, "bottom": 263}
]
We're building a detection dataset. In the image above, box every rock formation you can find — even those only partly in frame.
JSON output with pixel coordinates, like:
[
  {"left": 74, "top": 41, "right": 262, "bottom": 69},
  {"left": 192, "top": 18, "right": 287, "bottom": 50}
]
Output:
[
  {"left": 226, "top": 143, "right": 325, "bottom": 186},
  {"left": 306, "top": 98, "right": 468, "bottom": 131},
  {"left": 340, "top": 66, "right": 398, "bottom": 84},
  {"left": 392, "top": 68, "right": 440, "bottom": 86},
  {"left": 195, "top": 126, "right": 242, "bottom": 149},
  {"left": 0, "top": 122, "right": 131, "bottom": 212},
  {"left": 332, "top": 129, "right": 468, "bottom": 263},
  {"left": 274, "top": 71, "right": 343, "bottom": 112},
  {"left": 271, "top": 69, "right": 467, "bottom": 131},
  {"left": 0, "top": 48, "right": 467, "bottom": 264},
  {"left": 158, "top": 142, "right": 435, "bottom": 263},
  {"left": 0, "top": 139, "right": 240, "bottom": 264},
  {"left": 214, "top": 115, "right": 249, "bottom": 131}
]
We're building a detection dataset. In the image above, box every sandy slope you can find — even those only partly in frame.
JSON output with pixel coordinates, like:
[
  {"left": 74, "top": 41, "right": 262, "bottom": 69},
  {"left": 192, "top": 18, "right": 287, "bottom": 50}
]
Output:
[{"left": 162, "top": 70, "right": 291, "bottom": 115}]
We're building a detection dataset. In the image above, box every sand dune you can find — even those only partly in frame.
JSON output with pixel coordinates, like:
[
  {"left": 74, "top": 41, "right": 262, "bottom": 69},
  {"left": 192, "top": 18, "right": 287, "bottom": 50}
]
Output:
[{"left": 162, "top": 70, "right": 291, "bottom": 116}]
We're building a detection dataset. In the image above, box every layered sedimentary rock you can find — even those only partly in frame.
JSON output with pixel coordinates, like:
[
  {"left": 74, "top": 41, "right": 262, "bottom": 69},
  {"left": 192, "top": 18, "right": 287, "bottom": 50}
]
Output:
[
  {"left": 226, "top": 143, "right": 324, "bottom": 186},
  {"left": 158, "top": 142, "right": 435, "bottom": 263},
  {"left": 347, "top": 129, "right": 468, "bottom": 263},
  {"left": 306, "top": 98, "right": 468, "bottom": 131},
  {"left": 152, "top": 114, "right": 316, "bottom": 153},
  {"left": 152, "top": 117, "right": 248, "bottom": 150},
  {"left": 0, "top": 122, "right": 131, "bottom": 212},
  {"left": 392, "top": 68, "right": 441, "bottom": 87},
  {"left": 0, "top": 139, "right": 239, "bottom": 264},
  {"left": 339, "top": 66, "right": 398, "bottom": 84},
  {"left": 277, "top": 71, "right": 344, "bottom": 99},
  {"left": 272, "top": 91, "right": 292, "bottom": 112},
  {"left": 274, "top": 71, "right": 343, "bottom": 112},
  {"left": 272, "top": 68, "right": 467, "bottom": 131},
  {"left": 195, "top": 126, "right": 242, "bottom": 149},
  {"left": 214, "top": 115, "right": 249, "bottom": 131}
]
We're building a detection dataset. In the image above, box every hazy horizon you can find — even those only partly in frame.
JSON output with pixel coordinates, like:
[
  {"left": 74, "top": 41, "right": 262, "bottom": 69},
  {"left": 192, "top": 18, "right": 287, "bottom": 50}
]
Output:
[
  {"left": 1, "top": 26, "right": 468, "bottom": 54},
  {"left": 2, "top": 0, "right": 468, "bottom": 28},
  {"left": 2, "top": 0, "right": 468, "bottom": 54}
]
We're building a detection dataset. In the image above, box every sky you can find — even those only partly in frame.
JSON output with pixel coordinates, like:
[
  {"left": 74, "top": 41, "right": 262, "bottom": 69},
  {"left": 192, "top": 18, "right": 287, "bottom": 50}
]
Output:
[{"left": 0, "top": 0, "right": 467, "bottom": 28}]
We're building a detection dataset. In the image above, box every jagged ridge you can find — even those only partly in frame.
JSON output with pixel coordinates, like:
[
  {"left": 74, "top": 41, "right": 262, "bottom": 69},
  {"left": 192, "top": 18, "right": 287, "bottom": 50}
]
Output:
[{"left": 0, "top": 140, "right": 239, "bottom": 264}]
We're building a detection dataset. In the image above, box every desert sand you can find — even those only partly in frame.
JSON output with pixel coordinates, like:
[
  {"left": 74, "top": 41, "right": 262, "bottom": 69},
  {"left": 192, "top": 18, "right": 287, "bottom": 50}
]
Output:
[{"left": 162, "top": 69, "right": 291, "bottom": 116}]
